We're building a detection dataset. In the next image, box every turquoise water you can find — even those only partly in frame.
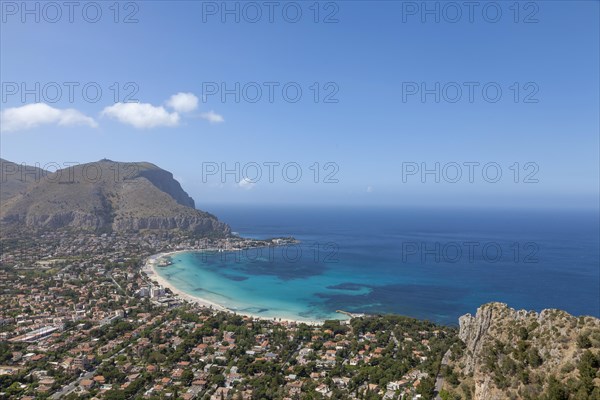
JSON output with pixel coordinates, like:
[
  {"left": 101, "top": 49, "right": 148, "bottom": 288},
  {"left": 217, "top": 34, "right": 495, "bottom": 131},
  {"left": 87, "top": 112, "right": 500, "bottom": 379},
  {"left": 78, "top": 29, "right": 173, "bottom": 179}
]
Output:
[
  {"left": 156, "top": 250, "right": 353, "bottom": 322},
  {"left": 155, "top": 206, "right": 600, "bottom": 325}
]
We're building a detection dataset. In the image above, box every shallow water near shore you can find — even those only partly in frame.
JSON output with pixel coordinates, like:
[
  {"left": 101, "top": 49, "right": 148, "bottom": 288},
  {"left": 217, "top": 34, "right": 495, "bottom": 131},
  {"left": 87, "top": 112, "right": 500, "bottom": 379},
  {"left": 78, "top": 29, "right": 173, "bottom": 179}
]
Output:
[{"left": 154, "top": 206, "right": 600, "bottom": 324}]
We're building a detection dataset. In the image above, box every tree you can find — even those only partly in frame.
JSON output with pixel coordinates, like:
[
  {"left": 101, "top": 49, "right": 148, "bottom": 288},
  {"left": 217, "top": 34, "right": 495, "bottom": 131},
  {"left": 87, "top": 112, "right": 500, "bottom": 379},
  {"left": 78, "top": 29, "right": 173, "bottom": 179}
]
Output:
[
  {"left": 440, "top": 390, "right": 461, "bottom": 400},
  {"left": 577, "top": 334, "right": 592, "bottom": 349},
  {"left": 417, "top": 377, "right": 436, "bottom": 399},
  {"left": 543, "top": 376, "right": 568, "bottom": 400},
  {"left": 527, "top": 348, "right": 543, "bottom": 368},
  {"left": 210, "top": 373, "right": 225, "bottom": 387},
  {"left": 578, "top": 350, "right": 600, "bottom": 395},
  {"left": 182, "top": 368, "right": 194, "bottom": 385},
  {"left": 103, "top": 389, "right": 127, "bottom": 400}
]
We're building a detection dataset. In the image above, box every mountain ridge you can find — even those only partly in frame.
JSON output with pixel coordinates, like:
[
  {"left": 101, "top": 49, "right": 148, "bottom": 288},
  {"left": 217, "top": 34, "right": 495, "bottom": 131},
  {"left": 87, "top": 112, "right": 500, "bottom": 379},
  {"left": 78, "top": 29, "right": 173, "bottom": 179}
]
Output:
[{"left": 0, "top": 158, "right": 230, "bottom": 236}]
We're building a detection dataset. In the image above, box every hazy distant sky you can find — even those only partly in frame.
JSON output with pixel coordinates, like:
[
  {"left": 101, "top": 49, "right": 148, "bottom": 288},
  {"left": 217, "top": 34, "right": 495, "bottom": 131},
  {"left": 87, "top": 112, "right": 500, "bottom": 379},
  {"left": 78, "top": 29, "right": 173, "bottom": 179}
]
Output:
[{"left": 1, "top": 1, "right": 598, "bottom": 209}]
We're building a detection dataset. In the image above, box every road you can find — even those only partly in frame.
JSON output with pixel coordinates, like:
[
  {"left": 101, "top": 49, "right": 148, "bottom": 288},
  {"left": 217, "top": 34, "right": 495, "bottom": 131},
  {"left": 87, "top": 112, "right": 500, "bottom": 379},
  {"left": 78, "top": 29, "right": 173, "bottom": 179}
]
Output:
[
  {"left": 434, "top": 349, "right": 452, "bottom": 400},
  {"left": 110, "top": 273, "right": 132, "bottom": 299},
  {"left": 51, "top": 370, "right": 94, "bottom": 399},
  {"left": 434, "top": 375, "right": 444, "bottom": 400},
  {"left": 50, "top": 345, "right": 129, "bottom": 399}
]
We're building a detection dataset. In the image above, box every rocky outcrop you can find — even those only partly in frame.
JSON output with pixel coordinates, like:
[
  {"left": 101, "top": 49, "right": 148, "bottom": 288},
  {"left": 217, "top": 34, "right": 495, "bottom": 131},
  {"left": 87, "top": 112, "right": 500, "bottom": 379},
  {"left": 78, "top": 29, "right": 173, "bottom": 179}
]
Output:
[
  {"left": 447, "top": 303, "right": 600, "bottom": 399},
  {"left": 458, "top": 304, "right": 496, "bottom": 373},
  {"left": 112, "top": 215, "right": 230, "bottom": 234},
  {"left": 3, "top": 210, "right": 106, "bottom": 230},
  {"left": 137, "top": 168, "right": 195, "bottom": 208}
]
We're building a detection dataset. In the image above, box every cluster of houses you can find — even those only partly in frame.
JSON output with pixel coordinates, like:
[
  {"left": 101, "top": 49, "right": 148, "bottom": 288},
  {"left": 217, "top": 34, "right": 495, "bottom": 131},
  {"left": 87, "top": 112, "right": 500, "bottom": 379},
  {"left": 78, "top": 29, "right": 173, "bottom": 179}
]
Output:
[{"left": 0, "top": 229, "right": 447, "bottom": 399}]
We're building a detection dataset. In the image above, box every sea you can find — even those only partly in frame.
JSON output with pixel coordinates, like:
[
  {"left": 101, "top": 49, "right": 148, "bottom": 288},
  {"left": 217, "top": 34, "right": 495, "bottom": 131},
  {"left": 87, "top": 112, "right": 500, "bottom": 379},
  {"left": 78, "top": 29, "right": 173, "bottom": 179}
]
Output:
[{"left": 154, "top": 205, "right": 600, "bottom": 325}]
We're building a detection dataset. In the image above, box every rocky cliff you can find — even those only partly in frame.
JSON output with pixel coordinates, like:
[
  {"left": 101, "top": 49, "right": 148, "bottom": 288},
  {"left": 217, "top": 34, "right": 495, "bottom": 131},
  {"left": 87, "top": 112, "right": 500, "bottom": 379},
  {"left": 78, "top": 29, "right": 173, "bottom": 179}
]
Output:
[
  {"left": 0, "top": 159, "right": 230, "bottom": 236},
  {"left": 441, "top": 303, "right": 600, "bottom": 399}
]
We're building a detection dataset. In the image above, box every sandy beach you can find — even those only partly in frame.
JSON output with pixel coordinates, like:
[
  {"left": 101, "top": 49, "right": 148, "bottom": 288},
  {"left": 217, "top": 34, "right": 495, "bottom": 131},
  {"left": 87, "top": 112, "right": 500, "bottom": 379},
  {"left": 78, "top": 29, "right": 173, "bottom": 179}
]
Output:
[
  {"left": 143, "top": 251, "right": 228, "bottom": 312},
  {"left": 142, "top": 250, "right": 327, "bottom": 326}
]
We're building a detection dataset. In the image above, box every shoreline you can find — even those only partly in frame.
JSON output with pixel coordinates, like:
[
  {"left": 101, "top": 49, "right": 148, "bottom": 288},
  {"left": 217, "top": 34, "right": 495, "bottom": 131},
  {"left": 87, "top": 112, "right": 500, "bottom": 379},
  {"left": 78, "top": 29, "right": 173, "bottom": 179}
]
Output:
[
  {"left": 142, "top": 250, "right": 330, "bottom": 326},
  {"left": 142, "top": 250, "right": 229, "bottom": 313}
]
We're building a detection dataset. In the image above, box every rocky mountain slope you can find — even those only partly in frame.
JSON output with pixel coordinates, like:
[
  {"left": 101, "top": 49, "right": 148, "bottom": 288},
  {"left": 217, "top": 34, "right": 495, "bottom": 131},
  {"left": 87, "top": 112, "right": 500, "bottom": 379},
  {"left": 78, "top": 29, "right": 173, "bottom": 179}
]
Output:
[
  {"left": 0, "top": 158, "right": 48, "bottom": 203},
  {"left": 0, "top": 159, "right": 230, "bottom": 235},
  {"left": 440, "top": 303, "right": 600, "bottom": 399}
]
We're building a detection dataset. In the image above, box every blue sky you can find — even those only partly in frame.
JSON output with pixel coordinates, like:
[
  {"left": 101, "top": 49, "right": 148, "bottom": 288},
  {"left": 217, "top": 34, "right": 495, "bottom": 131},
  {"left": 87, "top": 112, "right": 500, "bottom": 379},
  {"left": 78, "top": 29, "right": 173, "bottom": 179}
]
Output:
[{"left": 1, "top": 1, "right": 598, "bottom": 209}]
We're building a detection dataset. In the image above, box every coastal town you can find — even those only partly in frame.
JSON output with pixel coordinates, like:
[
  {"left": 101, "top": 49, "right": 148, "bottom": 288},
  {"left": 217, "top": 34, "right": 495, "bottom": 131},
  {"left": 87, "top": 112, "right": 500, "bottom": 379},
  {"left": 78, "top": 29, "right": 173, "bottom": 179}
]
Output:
[{"left": 0, "top": 228, "right": 458, "bottom": 399}]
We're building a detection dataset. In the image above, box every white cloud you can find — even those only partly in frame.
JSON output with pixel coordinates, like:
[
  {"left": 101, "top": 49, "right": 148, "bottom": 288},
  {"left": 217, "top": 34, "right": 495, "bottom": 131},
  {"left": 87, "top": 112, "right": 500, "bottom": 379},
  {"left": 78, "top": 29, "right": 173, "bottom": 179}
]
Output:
[
  {"left": 200, "top": 110, "right": 225, "bottom": 124},
  {"left": 1, "top": 103, "right": 97, "bottom": 133},
  {"left": 101, "top": 103, "right": 179, "bottom": 129},
  {"left": 166, "top": 92, "right": 199, "bottom": 113},
  {"left": 366, "top": 186, "right": 374, "bottom": 193},
  {"left": 239, "top": 178, "right": 256, "bottom": 190}
]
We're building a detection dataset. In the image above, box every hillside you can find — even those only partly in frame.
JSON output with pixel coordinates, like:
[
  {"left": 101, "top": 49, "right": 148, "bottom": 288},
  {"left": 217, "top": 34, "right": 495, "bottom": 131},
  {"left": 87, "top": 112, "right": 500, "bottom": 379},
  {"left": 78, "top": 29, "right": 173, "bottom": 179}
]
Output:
[
  {"left": 0, "top": 158, "right": 48, "bottom": 203},
  {"left": 0, "top": 159, "right": 230, "bottom": 236},
  {"left": 440, "top": 303, "right": 600, "bottom": 400}
]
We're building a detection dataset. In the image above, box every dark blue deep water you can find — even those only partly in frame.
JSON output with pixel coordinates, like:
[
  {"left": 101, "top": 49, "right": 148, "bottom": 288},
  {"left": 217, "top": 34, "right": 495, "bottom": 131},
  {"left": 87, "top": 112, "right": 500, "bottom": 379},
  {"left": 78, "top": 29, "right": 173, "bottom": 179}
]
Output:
[{"left": 163, "top": 205, "right": 599, "bottom": 325}]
